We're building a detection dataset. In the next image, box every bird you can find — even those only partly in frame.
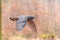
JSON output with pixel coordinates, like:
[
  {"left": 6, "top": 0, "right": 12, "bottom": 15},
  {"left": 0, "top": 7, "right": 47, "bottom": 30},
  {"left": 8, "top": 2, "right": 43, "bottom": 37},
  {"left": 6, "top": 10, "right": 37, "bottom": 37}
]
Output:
[{"left": 9, "top": 15, "right": 37, "bottom": 32}]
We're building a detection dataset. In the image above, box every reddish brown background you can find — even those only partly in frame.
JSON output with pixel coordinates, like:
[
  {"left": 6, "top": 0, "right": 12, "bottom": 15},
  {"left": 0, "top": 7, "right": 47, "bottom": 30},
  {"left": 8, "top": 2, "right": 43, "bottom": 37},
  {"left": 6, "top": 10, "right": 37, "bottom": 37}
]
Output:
[{"left": 2, "top": 0, "right": 60, "bottom": 40}]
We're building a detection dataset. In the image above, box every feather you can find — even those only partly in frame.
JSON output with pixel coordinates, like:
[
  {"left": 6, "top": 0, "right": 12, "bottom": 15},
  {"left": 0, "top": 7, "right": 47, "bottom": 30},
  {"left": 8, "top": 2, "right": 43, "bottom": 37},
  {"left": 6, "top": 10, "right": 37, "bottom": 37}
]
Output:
[
  {"left": 27, "top": 19, "right": 37, "bottom": 32},
  {"left": 9, "top": 16, "right": 37, "bottom": 32},
  {"left": 10, "top": 17, "right": 18, "bottom": 21}
]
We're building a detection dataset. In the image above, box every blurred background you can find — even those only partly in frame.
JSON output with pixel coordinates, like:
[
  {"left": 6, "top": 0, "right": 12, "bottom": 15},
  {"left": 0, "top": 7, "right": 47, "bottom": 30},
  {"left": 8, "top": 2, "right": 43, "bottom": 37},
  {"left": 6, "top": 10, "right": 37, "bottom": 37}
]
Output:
[{"left": 2, "top": 0, "right": 60, "bottom": 40}]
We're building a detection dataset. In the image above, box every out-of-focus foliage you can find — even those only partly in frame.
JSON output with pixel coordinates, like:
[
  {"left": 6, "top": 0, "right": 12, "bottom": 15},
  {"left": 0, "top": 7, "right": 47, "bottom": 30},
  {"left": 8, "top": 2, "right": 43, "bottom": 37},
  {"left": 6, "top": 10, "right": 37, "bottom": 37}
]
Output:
[
  {"left": 2, "top": 0, "right": 60, "bottom": 40},
  {"left": 0, "top": 0, "right": 1, "bottom": 40}
]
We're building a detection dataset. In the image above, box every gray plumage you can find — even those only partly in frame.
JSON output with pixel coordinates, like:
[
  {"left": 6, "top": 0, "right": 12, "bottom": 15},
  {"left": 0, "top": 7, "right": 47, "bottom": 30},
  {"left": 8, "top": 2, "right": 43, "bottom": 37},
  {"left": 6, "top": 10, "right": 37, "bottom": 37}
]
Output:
[{"left": 10, "top": 15, "right": 37, "bottom": 32}]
